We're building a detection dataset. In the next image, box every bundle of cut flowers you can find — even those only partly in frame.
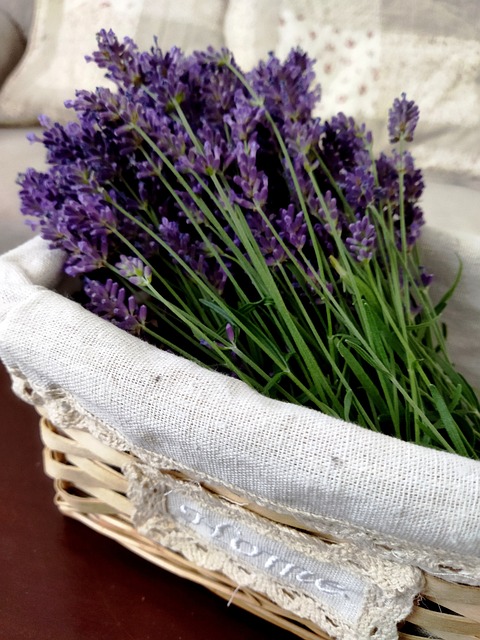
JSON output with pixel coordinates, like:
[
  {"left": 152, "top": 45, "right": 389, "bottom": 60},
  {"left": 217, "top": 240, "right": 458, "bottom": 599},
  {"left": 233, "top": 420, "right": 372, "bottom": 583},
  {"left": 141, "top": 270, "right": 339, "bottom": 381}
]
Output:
[{"left": 18, "top": 30, "right": 480, "bottom": 459}]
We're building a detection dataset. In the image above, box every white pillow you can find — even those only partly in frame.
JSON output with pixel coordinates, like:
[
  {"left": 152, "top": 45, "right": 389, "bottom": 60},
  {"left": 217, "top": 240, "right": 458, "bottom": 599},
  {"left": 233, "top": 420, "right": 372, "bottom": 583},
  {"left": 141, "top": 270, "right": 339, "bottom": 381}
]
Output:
[
  {"left": 0, "top": 0, "right": 227, "bottom": 125},
  {"left": 225, "top": 0, "right": 480, "bottom": 186}
]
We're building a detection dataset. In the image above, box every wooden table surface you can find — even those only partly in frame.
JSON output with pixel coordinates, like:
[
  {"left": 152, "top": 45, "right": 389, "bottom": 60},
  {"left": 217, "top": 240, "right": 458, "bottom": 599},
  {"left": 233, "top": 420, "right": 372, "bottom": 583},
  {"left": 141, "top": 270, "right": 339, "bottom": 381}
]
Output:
[{"left": 0, "top": 363, "right": 296, "bottom": 640}]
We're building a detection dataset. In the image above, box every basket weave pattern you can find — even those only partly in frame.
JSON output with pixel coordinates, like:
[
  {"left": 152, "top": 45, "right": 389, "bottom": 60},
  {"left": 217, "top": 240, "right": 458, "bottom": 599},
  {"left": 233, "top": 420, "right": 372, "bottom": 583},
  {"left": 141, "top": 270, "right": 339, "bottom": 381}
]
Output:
[{"left": 39, "top": 416, "right": 480, "bottom": 640}]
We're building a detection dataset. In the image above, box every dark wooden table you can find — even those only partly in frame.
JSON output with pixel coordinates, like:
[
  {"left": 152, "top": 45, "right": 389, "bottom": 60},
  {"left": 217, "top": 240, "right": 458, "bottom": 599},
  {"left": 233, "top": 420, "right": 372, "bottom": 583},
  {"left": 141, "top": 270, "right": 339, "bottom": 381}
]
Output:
[{"left": 0, "top": 363, "right": 295, "bottom": 640}]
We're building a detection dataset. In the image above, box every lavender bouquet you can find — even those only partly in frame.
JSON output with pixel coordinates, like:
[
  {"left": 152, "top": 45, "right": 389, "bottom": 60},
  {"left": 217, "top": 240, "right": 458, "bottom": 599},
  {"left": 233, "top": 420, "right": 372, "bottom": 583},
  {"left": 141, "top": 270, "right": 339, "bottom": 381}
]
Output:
[{"left": 18, "top": 30, "right": 479, "bottom": 459}]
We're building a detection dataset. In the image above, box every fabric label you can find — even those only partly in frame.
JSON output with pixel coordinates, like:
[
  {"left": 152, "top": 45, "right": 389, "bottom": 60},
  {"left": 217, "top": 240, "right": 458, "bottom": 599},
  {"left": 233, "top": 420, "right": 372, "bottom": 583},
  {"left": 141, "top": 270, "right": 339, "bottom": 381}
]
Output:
[{"left": 166, "top": 492, "right": 366, "bottom": 624}]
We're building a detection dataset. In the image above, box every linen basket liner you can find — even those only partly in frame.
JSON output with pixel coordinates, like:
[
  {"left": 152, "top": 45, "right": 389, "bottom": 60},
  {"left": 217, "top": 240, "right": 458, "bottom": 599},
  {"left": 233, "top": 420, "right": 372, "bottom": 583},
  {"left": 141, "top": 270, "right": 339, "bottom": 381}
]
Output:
[{"left": 0, "top": 233, "right": 479, "bottom": 587}]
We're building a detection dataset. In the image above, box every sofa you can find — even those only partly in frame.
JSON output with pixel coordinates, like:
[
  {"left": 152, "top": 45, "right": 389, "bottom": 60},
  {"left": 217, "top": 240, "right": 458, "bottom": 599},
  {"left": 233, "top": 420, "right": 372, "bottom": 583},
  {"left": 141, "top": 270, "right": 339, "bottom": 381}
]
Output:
[{"left": 1, "top": 0, "right": 480, "bottom": 257}]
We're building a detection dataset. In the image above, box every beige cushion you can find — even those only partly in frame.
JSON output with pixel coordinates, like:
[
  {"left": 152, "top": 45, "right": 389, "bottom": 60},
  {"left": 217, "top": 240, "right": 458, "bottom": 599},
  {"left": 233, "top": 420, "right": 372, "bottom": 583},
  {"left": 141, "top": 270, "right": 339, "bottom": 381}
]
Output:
[
  {"left": 0, "top": 0, "right": 227, "bottom": 126},
  {"left": 225, "top": 0, "right": 480, "bottom": 186},
  {"left": 422, "top": 173, "right": 480, "bottom": 236},
  {"left": 0, "top": 8, "right": 25, "bottom": 88}
]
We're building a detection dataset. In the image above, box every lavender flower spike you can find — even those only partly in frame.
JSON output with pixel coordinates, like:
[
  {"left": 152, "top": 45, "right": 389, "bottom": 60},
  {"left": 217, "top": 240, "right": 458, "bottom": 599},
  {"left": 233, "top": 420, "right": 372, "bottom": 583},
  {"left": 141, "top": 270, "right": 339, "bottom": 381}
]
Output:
[
  {"left": 116, "top": 255, "right": 152, "bottom": 286},
  {"left": 346, "top": 215, "right": 376, "bottom": 262},
  {"left": 84, "top": 278, "right": 147, "bottom": 335},
  {"left": 388, "top": 93, "right": 420, "bottom": 144},
  {"left": 225, "top": 322, "right": 235, "bottom": 343}
]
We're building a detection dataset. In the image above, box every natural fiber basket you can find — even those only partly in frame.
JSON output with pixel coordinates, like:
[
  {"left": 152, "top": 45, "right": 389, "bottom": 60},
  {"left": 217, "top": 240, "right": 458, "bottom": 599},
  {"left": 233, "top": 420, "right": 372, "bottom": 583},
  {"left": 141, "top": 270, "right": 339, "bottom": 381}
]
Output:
[
  {"left": 1, "top": 236, "right": 480, "bottom": 640},
  {"left": 37, "top": 414, "right": 480, "bottom": 640}
]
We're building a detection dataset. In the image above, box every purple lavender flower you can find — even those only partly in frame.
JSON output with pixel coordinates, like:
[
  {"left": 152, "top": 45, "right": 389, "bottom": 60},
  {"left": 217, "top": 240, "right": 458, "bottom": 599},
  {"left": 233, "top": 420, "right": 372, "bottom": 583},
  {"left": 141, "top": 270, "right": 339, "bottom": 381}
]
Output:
[
  {"left": 278, "top": 204, "right": 307, "bottom": 252},
  {"left": 247, "top": 212, "right": 286, "bottom": 266},
  {"left": 320, "top": 114, "right": 373, "bottom": 181},
  {"left": 375, "top": 153, "right": 398, "bottom": 202},
  {"left": 158, "top": 216, "right": 229, "bottom": 292},
  {"left": 144, "top": 46, "right": 191, "bottom": 108},
  {"left": 419, "top": 266, "right": 434, "bottom": 287},
  {"left": 85, "top": 29, "right": 142, "bottom": 89},
  {"left": 375, "top": 150, "right": 424, "bottom": 250},
  {"left": 190, "top": 50, "right": 243, "bottom": 123},
  {"left": 404, "top": 204, "right": 424, "bottom": 247},
  {"left": 388, "top": 93, "right": 419, "bottom": 144},
  {"left": 87, "top": 29, "right": 192, "bottom": 115},
  {"left": 64, "top": 235, "right": 109, "bottom": 276},
  {"left": 158, "top": 217, "right": 191, "bottom": 257},
  {"left": 247, "top": 49, "right": 321, "bottom": 125},
  {"left": 284, "top": 118, "right": 321, "bottom": 155},
  {"left": 76, "top": 193, "right": 117, "bottom": 234},
  {"left": 84, "top": 277, "right": 147, "bottom": 334},
  {"left": 341, "top": 166, "right": 375, "bottom": 211},
  {"left": 177, "top": 140, "right": 222, "bottom": 176},
  {"left": 318, "top": 191, "right": 341, "bottom": 233},
  {"left": 116, "top": 255, "right": 152, "bottom": 286},
  {"left": 225, "top": 322, "right": 235, "bottom": 342},
  {"left": 196, "top": 123, "right": 235, "bottom": 170},
  {"left": 207, "top": 263, "right": 229, "bottom": 294},
  {"left": 224, "top": 93, "right": 265, "bottom": 144},
  {"left": 232, "top": 142, "right": 268, "bottom": 209},
  {"left": 393, "top": 150, "right": 424, "bottom": 202},
  {"left": 346, "top": 215, "right": 376, "bottom": 262},
  {"left": 17, "top": 168, "right": 58, "bottom": 228},
  {"left": 144, "top": 116, "right": 189, "bottom": 162}
]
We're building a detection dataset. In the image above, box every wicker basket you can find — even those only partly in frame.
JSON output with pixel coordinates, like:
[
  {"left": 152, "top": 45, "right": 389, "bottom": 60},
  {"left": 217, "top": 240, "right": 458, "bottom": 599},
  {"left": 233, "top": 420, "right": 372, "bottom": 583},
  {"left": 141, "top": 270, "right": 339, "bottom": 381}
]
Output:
[
  {"left": 37, "top": 414, "right": 480, "bottom": 640},
  {"left": 2, "top": 237, "right": 480, "bottom": 639}
]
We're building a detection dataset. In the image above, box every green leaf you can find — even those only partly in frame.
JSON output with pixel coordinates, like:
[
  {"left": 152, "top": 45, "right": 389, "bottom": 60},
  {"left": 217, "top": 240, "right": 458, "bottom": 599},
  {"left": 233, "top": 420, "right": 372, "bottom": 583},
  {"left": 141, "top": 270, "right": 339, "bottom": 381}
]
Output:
[
  {"left": 343, "top": 388, "right": 353, "bottom": 422},
  {"left": 262, "top": 370, "right": 290, "bottom": 395},
  {"left": 238, "top": 298, "right": 275, "bottom": 314},
  {"left": 362, "top": 303, "right": 390, "bottom": 362},
  {"left": 448, "top": 384, "right": 464, "bottom": 413},
  {"left": 429, "top": 384, "right": 472, "bottom": 458},
  {"left": 434, "top": 258, "right": 463, "bottom": 316},
  {"left": 336, "top": 339, "right": 389, "bottom": 418}
]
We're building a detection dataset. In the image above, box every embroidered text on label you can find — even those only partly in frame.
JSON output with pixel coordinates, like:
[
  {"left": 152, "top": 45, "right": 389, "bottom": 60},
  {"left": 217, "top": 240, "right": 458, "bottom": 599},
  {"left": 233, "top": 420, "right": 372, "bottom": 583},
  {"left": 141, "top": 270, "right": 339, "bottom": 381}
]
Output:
[{"left": 166, "top": 494, "right": 366, "bottom": 624}]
